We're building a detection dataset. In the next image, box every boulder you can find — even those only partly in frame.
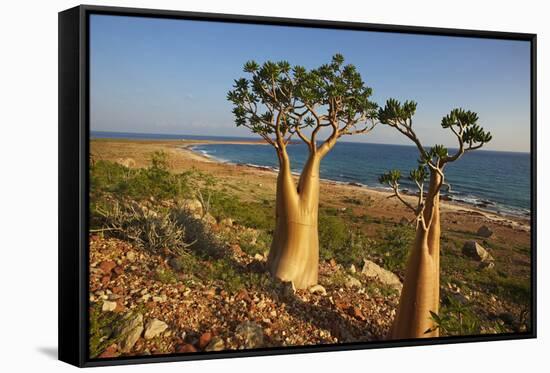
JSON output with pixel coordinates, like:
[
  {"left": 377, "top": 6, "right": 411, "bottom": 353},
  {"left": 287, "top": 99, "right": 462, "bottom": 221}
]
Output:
[
  {"left": 116, "top": 313, "right": 144, "bottom": 353},
  {"left": 477, "top": 225, "right": 494, "bottom": 238},
  {"left": 235, "top": 321, "right": 264, "bottom": 348},
  {"left": 144, "top": 318, "right": 168, "bottom": 340},
  {"left": 361, "top": 259, "right": 403, "bottom": 291},
  {"left": 462, "top": 241, "right": 494, "bottom": 262}
]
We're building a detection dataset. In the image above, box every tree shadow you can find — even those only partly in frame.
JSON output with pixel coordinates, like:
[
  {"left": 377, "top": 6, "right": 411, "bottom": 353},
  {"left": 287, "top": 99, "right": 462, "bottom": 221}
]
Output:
[{"left": 171, "top": 210, "right": 382, "bottom": 344}]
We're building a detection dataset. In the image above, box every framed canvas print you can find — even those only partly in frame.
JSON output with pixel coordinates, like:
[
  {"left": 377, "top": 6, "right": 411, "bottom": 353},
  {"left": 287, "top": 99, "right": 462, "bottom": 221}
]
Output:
[{"left": 58, "top": 4, "right": 537, "bottom": 367}]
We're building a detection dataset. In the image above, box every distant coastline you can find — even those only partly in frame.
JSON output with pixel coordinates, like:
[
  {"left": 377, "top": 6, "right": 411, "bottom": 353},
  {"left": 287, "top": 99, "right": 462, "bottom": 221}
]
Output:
[{"left": 91, "top": 132, "right": 531, "bottom": 220}]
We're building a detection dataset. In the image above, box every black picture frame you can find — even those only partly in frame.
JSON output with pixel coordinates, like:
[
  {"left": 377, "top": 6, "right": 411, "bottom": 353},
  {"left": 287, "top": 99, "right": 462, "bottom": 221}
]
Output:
[{"left": 58, "top": 4, "right": 537, "bottom": 368}]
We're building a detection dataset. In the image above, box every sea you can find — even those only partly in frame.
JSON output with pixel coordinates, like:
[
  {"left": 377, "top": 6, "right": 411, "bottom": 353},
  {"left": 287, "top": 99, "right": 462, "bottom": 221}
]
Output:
[{"left": 92, "top": 131, "right": 531, "bottom": 218}]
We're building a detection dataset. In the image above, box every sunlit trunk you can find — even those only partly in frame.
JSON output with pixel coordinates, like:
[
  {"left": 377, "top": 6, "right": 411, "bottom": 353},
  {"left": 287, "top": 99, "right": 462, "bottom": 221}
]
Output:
[
  {"left": 390, "top": 171, "right": 442, "bottom": 339},
  {"left": 267, "top": 154, "right": 321, "bottom": 289},
  {"left": 425, "top": 172, "right": 441, "bottom": 321},
  {"left": 390, "top": 224, "right": 438, "bottom": 338}
]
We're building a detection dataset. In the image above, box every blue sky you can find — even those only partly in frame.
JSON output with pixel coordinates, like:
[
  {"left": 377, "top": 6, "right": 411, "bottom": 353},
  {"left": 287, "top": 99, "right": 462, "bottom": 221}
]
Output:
[{"left": 90, "top": 15, "right": 531, "bottom": 152}]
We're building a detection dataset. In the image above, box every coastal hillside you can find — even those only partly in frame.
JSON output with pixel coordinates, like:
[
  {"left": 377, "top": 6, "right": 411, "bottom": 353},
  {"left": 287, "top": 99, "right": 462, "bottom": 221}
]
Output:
[{"left": 89, "top": 139, "right": 531, "bottom": 358}]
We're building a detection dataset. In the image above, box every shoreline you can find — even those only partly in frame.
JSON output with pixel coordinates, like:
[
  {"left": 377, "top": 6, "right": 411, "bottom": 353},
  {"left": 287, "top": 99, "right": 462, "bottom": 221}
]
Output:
[
  {"left": 179, "top": 140, "right": 530, "bottom": 231},
  {"left": 181, "top": 140, "right": 530, "bottom": 227}
]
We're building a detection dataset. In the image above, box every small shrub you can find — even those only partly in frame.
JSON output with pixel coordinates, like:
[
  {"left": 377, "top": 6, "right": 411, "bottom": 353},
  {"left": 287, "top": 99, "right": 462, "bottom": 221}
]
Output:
[
  {"left": 89, "top": 304, "right": 124, "bottom": 358},
  {"left": 427, "top": 297, "right": 482, "bottom": 336},
  {"left": 155, "top": 267, "right": 178, "bottom": 284},
  {"left": 94, "top": 200, "right": 193, "bottom": 256},
  {"left": 171, "top": 207, "right": 228, "bottom": 259},
  {"left": 210, "top": 191, "right": 274, "bottom": 230},
  {"left": 318, "top": 214, "right": 370, "bottom": 266},
  {"left": 318, "top": 215, "right": 349, "bottom": 260},
  {"left": 370, "top": 226, "right": 415, "bottom": 274}
]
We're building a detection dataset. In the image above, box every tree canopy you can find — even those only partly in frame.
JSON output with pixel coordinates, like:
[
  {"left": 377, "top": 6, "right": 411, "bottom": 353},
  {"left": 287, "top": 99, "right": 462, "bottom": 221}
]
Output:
[{"left": 227, "top": 54, "right": 379, "bottom": 156}]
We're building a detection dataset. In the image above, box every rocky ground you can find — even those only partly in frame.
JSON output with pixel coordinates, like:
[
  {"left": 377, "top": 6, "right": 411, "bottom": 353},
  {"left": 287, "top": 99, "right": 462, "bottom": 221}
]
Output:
[{"left": 89, "top": 212, "right": 403, "bottom": 359}]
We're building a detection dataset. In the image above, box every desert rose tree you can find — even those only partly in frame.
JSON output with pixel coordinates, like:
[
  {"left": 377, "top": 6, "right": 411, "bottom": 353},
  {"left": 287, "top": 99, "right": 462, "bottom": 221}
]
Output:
[
  {"left": 378, "top": 99, "right": 492, "bottom": 338},
  {"left": 227, "top": 55, "right": 378, "bottom": 289}
]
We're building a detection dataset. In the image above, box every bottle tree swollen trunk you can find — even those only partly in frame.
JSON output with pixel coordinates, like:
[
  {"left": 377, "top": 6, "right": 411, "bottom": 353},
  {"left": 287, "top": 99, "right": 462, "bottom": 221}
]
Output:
[
  {"left": 390, "top": 171, "right": 442, "bottom": 339},
  {"left": 267, "top": 151, "right": 322, "bottom": 289},
  {"left": 227, "top": 55, "right": 380, "bottom": 291}
]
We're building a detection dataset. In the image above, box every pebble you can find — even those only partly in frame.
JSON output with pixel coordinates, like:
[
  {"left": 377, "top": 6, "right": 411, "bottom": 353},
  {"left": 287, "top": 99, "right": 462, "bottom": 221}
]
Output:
[{"left": 102, "top": 300, "right": 117, "bottom": 312}]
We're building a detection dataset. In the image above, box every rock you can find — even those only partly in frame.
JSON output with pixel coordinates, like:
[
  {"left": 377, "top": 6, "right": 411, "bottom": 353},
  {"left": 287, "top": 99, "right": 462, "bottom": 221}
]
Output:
[
  {"left": 205, "top": 336, "right": 225, "bottom": 352},
  {"left": 198, "top": 332, "right": 212, "bottom": 349},
  {"left": 144, "top": 318, "right": 168, "bottom": 340},
  {"left": 361, "top": 259, "right": 403, "bottom": 290},
  {"left": 220, "top": 217, "right": 233, "bottom": 226},
  {"left": 116, "top": 157, "right": 136, "bottom": 168},
  {"left": 479, "top": 261, "right": 495, "bottom": 270},
  {"left": 345, "top": 276, "right": 362, "bottom": 289},
  {"left": 202, "top": 213, "right": 217, "bottom": 226},
  {"left": 99, "top": 260, "right": 116, "bottom": 274},
  {"left": 98, "top": 344, "right": 119, "bottom": 358},
  {"left": 116, "top": 313, "right": 144, "bottom": 353},
  {"left": 126, "top": 251, "right": 136, "bottom": 262},
  {"left": 349, "top": 264, "right": 357, "bottom": 274},
  {"left": 462, "top": 241, "right": 494, "bottom": 262},
  {"left": 235, "top": 321, "right": 264, "bottom": 348},
  {"left": 477, "top": 225, "right": 494, "bottom": 238},
  {"left": 152, "top": 294, "right": 167, "bottom": 303},
  {"left": 176, "top": 343, "right": 197, "bottom": 353},
  {"left": 182, "top": 199, "right": 203, "bottom": 214},
  {"left": 399, "top": 217, "right": 409, "bottom": 226},
  {"left": 236, "top": 289, "right": 251, "bottom": 303},
  {"left": 100, "top": 275, "right": 111, "bottom": 286},
  {"left": 309, "top": 284, "right": 327, "bottom": 296},
  {"left": 102, "top": 300, "right": 117, "bottom": 312},
  {"left": 349, "top": 306, "right": 366, "bottom": 321},
  {"left": 254, "top": 253, "right": 264, "bottom": 261}
]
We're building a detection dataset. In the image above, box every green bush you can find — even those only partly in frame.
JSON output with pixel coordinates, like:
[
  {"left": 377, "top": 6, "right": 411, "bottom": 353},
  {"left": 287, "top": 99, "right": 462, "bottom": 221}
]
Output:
[
  {"left": 89, "top": 304, "right": 124, "bottom": 358},
  {"left": 318, "top": 214, "right": 369, "bottom": 266},
  {"left": 209, "top": 191, "right": 274, "bottom": 231},
  {"left": 428, "top": 296, "right": 481, "bottom": 336},
  {"left": 318, "top": 215, "right": 349, "bottom": 260},
  {"left": 90, "top": 152, "right": 192, "bottom": 201},
  {"left": 371, "top": 226, "right": 415, "bottom": 273}
]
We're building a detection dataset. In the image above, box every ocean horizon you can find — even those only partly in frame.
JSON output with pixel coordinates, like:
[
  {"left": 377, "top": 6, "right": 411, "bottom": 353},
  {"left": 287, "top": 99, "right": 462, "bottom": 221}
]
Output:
[{"left": 92, "top": 131, "right": 531, "bottom": 217}]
